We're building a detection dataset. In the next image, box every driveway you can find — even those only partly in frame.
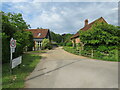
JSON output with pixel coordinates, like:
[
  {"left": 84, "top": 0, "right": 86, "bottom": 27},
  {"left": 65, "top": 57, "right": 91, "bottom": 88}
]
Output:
[{"left": 25, "top": 47, "right": 118, "bottom": 88}]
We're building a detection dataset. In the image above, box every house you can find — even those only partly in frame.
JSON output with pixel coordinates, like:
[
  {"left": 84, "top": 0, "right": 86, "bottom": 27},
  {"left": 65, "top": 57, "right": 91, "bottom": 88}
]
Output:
[
  {"left": 26, "top": 29, "right": 51, "bottom": 50},
  {"left": 71, "top": 17, "right": 108, "bottom": 47}
]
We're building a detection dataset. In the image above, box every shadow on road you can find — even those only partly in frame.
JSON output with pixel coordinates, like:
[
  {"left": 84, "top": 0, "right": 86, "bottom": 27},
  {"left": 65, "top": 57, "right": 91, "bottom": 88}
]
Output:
[{"left": 25, "top": 59, "right": 83, "bottom": 81}]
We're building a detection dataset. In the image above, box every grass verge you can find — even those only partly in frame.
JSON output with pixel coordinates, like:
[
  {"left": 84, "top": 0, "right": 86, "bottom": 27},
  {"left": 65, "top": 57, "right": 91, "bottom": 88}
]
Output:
[
  {"left": 63, "top": 46, "right": 118, "bottom": 62},
  {"left": 30, "top": 50, "right": 46, "bottom": 53},
  {"left": 2, "top": 53, "right": 41, "bottom": 89}
]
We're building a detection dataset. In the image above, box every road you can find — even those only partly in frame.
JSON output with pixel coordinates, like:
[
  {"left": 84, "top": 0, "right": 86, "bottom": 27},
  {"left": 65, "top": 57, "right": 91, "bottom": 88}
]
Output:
[{"left": 25, "top": 47, "right": 118, "bottom": 88}]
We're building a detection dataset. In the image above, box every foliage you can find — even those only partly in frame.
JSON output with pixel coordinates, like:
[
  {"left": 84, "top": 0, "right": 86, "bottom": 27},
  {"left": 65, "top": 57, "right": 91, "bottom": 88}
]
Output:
[
  {"left": 2, "top": 53, "right": 41, "bottom": 88},
  {"left": 78, "top": 22, "right": 119, "bottom": 61},
  {"left": 42, "top": 39, "right": 52, "bottom": 50},
  {"left": 2, "top": 33, "right": 10, "bottom": 63},
  {"left": 58, "top": 42, "right": 65, "bottom": 46},
  {"left": 2, "top": 11, "right": 30, "bottom": 38},
  {"left": 65, "top": 41, "right": 72, "bottom": 46},
  {"left": 63, "top": 46, "right": 118, "bottom": 61},
  {"left": 79, "top": 22, "right": 120, "bottom": 47},
  {"left": 62, "top": 34, "right": 73, "bottom": 44},
  {"left": 37, "top": 27, "right": 43, "bottom": 29},
  {"left": 1, "top": 11, "right": 33, "bottom": 63},
  {"left": 13, "top": 31, "right": 34, "bottom": 58},
  {"left": 50, "top": 31, "right": 63, "bottom": 43}
]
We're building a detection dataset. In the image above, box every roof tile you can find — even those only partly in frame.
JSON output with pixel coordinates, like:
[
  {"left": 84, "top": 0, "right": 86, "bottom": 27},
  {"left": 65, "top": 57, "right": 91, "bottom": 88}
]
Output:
[
  {"left": 26, "top": 29, "right": 49, "bottom": 39},
  {"left": 71, "top": 17, "right": 107, "bottom": 39}
]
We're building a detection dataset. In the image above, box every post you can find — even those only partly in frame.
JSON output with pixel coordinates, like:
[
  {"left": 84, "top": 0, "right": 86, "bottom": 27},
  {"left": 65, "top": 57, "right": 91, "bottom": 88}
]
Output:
[
  {"left": 91, "top": 49, "right": 93, "bottom": 58},
  {"left": 10, "top": 48, "right": 12, "bottom": 75},
  {"left": 79, "top": 48, "right": 81, "bottom": 55},
  {"left": 115, "top": 49, "right": 118, "bottom": 61}
]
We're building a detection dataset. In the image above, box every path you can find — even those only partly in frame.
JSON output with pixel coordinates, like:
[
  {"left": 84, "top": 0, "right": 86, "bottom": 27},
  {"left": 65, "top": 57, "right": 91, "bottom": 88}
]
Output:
[{"left": 25, "top": 47, "right": 118, "bottom": 88}]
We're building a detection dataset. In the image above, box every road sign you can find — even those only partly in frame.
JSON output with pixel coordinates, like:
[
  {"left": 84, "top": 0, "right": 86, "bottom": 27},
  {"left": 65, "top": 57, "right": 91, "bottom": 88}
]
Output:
[
  {"left": 11, "top": 47, "right": 15, "bottom": 53},
  {"left": 10, "top": 38, "right": 17, "bottom": 75},
  {"left": 12, "top": 56, "right": 22, "bottom": 69},
  {"left": 10, "top": 38, "right": 16, "bottom": 48}
]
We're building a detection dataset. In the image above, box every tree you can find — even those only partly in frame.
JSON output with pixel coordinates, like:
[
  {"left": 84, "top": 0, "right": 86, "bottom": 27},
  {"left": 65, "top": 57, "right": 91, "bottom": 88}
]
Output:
[
  {"left": 1, "top": 11, "right": 33, "bottom": 63},
  {"left": 79, "top": 22, "right": 120, "bottom": 48},
  {"left": 50, "top": 31, "right": 63, "bottom": 43},
  {"left": 37, "top": 27, "right": 43, "bottom": 29},
  {"left": 62, "top": 34, "right": 73, "bottom": 46},
  {"left": 2, "top": 11, "right": 31, "bottom": 38},
  {"left": 13, "top": 30, "right": 34, "bottom": 57}
]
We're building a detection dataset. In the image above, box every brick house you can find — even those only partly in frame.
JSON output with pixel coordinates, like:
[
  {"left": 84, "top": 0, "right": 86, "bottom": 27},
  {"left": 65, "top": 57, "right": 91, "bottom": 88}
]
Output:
[
  {"left": 26, "top": 29, "right": 51, "bottom": 50},
  {"left": 71, "top": 17, "right": 107, "bottom": 47}
]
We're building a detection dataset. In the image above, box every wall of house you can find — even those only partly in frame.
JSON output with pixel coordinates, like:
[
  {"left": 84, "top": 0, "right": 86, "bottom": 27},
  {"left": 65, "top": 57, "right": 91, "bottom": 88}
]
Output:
[
  {"left": 75, "top": 38, "right": 80, "bottom": 43},
  {"left": 33, "top": 41, "right": 42, "bottom": 50},
  {"left": 71, "top": 38, "right": 81, "bottom": 47}
]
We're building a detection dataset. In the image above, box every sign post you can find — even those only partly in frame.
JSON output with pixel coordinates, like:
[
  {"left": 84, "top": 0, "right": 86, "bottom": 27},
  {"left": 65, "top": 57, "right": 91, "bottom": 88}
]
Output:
[{"left": 10, "top": 38, "right": 16, "bottom": 75}]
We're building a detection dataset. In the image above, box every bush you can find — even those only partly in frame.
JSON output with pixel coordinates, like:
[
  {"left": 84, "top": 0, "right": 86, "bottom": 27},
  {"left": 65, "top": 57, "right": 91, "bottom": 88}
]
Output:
[
  {"left": 59, "top": 42, "right": 64, "bottom": 46},
  {"left": 97, "top": 45, "right": 108, "bottom": 51},
  {"left": 66, "top": 42, "right": 72, "bottom": 46},
  {"left": 42, "top": 39, "right": 52, "bottom": 50}
]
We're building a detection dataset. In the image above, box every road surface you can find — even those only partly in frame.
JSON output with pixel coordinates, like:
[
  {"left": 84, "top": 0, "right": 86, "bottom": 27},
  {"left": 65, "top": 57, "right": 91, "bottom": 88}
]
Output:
[{"left": 25, "top": 47, "right": 118, "bottom": 88}]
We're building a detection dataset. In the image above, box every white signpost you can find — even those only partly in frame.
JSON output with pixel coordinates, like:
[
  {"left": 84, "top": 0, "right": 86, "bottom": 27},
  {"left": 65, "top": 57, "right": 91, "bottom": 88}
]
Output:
[{"left": 10, "top": 38, "right": 22, "bottom": 74}]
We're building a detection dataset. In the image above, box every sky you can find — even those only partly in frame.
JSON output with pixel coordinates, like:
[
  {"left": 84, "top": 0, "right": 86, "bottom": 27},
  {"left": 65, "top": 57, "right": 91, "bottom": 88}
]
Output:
[{"left": 1, "top": 1, "right": 118, "bottom": 34}]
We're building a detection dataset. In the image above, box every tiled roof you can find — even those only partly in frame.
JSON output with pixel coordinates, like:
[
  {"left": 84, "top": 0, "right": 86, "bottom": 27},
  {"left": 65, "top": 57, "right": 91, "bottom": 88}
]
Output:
[
  {"left": 71, "top": 17, "right": 107, "bottom": 39},
  {"left": 26, "top": 29, "right": 49, "bottom": 39}
]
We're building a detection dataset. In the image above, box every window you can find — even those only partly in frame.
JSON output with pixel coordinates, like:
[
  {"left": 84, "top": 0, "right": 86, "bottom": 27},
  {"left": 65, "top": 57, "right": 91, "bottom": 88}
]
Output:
[{"left": 38, "top": 33, "right": 41, "bottom": 36}]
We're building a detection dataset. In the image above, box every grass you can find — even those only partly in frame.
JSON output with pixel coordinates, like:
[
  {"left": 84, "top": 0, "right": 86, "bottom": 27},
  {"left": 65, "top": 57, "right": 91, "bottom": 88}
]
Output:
[
  {"left": 63, "top": 46, "right": 118, "bottom": 62},
  {"left": 30, "top": 50, "right": 46, "bottom": 53},
  {"left": 2, "top": 53, "right": 41, "bottom": 89},
  {"left": 63, "top": 46, "right": 79, "bottom": 55}
]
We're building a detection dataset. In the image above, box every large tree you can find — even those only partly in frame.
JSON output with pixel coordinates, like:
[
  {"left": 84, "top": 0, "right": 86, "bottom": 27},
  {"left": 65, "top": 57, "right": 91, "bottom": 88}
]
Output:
[
  {"left": 79, "top": 22, "right": 120, "bottom": 48},
  {"left": 50, "top": 31, "right": 63, "bottom": 43},
  {"left": 1, "top": 11, "right": 33, "bottom": 63},
  {"left": 2, "top": 11, "right": 31, "bottom": 38}
]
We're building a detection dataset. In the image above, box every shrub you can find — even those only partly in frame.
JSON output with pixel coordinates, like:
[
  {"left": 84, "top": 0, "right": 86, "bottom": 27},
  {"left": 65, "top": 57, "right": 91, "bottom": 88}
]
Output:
[
  {"left": 59, "top": 42, "right": 64, "bottom": 46},
  {"left": 97, "top": 45, "right": 108, "bottom": 51},
  {"left": 66, "top": 42, "right": 72, "bottom": 46},
  {"left": 42, "top": 39, "right": 52, "bottom": 50}
]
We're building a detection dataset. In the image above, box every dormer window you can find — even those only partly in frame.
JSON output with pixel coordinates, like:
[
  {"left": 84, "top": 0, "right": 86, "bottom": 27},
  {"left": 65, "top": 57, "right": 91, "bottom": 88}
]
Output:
[{"left": 38, "top": 33, "right": 41, "bottom": 36}]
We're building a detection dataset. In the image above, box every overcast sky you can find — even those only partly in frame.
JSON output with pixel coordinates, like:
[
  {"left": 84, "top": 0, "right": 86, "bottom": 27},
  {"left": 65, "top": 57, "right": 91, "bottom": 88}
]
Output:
[{"left": 1, "top": 2, "right": 118, "bottom": 34}]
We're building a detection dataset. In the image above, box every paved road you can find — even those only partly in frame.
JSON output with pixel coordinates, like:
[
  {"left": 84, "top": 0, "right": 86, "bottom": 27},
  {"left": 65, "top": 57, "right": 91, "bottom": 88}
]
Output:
[{"left": 25, "top": 47, "right": 118, "bottom": 88}]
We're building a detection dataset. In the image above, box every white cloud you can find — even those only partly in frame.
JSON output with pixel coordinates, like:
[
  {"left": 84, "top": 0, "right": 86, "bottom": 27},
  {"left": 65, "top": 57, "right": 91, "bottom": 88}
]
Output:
[
  {"left": 2, "top": 0, "right": 119, "bottom": 2},
  {"left": 112, "top": 7, "right": 118, "bottom": 11},
  {"left": 2, "top": 0, "right": 30, "bottom": 2},
  {"left": 2, "top": 2, "right": 118, "bottom": 34}
]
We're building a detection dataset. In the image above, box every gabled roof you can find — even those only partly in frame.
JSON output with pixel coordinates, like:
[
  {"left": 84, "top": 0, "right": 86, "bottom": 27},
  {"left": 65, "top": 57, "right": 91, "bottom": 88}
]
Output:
[
  {"left": 71, "top": 17, "right": 107, "bottom": 39},
  {"left": 26, "top": 29, "right": 49, "bottom": 39}
]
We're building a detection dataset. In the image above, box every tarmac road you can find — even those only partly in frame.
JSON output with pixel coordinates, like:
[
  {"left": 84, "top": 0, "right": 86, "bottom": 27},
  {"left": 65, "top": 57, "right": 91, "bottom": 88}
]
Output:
[{"left": 25, "top": 47, "right": 118, "bottom": 88}]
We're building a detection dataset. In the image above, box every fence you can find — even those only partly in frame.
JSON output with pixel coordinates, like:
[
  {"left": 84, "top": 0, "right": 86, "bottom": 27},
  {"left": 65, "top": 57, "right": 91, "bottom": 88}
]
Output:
[{"left": 63, "top": 46, "right": 119, "bottom": 61}]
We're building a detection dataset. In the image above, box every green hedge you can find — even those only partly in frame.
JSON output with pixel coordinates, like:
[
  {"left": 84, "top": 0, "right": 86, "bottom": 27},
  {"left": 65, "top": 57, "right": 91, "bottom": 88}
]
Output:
[{"left": 63, "top": 46, "right": 118, "bottom": 61}]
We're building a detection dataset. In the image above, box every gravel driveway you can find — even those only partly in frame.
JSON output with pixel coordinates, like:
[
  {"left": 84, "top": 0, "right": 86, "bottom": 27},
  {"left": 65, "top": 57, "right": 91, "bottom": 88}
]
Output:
[{"left": 25, "top": 47, "right": 118, "bottom": 88}]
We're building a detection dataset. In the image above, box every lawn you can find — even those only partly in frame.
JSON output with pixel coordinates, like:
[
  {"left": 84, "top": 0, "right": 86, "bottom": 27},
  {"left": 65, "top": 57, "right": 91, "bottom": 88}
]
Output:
[
  {"left": 2, "top": 53, "right": 41, "bottom": 89},
  {"left": 30, "top": 50, "right": 46, "bottom": 53}
]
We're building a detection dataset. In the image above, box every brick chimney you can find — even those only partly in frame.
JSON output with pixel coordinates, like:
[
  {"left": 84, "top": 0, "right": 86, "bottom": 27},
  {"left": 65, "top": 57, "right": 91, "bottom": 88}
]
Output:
[{"left": 85, "top": 19, "right": 88, "bottom": 26}]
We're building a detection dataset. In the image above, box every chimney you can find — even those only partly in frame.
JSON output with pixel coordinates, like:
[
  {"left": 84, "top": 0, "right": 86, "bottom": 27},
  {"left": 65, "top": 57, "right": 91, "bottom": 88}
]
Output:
[{"left": 85, "top": 19, "right": 88, "bottom": 26}]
